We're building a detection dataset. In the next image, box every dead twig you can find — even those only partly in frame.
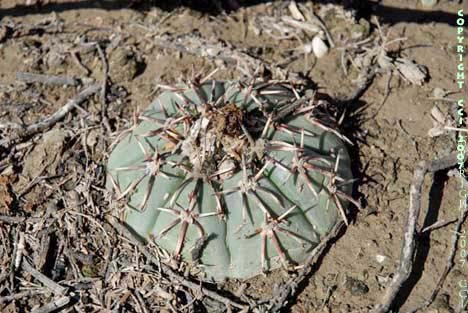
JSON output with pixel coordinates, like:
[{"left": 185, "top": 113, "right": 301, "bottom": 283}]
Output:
[
  {"left": 0, "top": 84, "right": 101, "bottom": 146},
  {"left": 373, "top": 152, "right": 465, "bottom": 313},
  {"left": 420, "top": 218, "right": 458, "bottom": 234},
  {"left": 22, "top": 259, "right": 68, "bottom": 295},
  {"left": 0, "top": 290, "right": 44, "bottom": 305},
  {"left": 22, "top": 84, "right": 100, "bottom": 137},
  {"left": 93, "top": 42, "right": 112, "bottom": 134},
  {"left": 31, "top": 296, "right": 71, "bottom": 313},
  {"left": 94, "top": 43, "right": 108, "bottom": 105}
]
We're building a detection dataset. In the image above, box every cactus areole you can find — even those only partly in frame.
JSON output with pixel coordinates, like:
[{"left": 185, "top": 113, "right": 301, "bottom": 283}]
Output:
[{"left": 107, "top": 79, "right": 354, "bottom": 282}]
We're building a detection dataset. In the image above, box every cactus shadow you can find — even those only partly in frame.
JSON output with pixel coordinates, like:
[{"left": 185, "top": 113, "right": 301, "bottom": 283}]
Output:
[
  {"left": 339, "top": 99, "right": 372, "bottom": 224},
  {"left": 278, "top": 222, "right": 349, "bottom": 313},
  {"left": 0, "top": 0, "right": 462, "bottom": 27},
  {"left": 274, "top": 96, "right": 370, "bottom": 312},
  {"left": 319, "top": 93, "right": 370, "bottom": 224}
]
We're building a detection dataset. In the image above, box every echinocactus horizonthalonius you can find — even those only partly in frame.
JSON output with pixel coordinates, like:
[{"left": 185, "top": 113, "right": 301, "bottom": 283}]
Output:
[{"left": 106, "top": 73, "right": 357, "bottom": 282}]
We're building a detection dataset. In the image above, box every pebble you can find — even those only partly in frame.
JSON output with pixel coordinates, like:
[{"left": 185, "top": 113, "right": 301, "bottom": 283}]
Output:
[
  {"left": 433, "top": 87, "right": 448, "bottom": 98},
  {"left": 22, "top": 128, "right": 67, "bottom": 179},
  {"left": 312, "top": 35, "right": 329, "bottom": 58},
  {"left": 375, "top": 254, "right": 387, "bottom": 264}
]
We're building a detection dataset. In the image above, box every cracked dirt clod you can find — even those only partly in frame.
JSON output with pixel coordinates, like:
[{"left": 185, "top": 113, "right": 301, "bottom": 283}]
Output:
[
  {"left": 108, "top": 46, "right": 141, "bottom": 82},
  {"left": 22, "top": 128, "right": 67, "bottom": 179},
  {"left": 345, "top": 277, "right": 370, "bottom": 296},
  {"left": 0, "top": 175, "right": 14, "bottom": 213}
]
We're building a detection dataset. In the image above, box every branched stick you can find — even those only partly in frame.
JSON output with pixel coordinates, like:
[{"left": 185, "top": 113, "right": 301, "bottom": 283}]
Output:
[
  {"left": 0, "top": 84, "right": 101, "bottom": 146},
  {"left": 106, "top": 216, "right": 248, "bottom": 312},
  {"left": 23, "top": 84, "right": 101, "bottom": 137},
  {"left": 373, "top": 152, "right": 463, "bottom": 313}
]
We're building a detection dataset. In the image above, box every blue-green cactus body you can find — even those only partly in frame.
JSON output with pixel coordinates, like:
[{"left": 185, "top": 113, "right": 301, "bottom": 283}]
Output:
[{"left": 107, "top": 80, "right": 352, "bottom": 281}]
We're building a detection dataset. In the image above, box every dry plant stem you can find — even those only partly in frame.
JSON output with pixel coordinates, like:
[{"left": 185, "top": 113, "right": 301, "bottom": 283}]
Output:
[
  {"left": 0, "top": 84, "right": 101, "bottom": 146},
  {"left": 107, "top": 216, "right": 248, "bottom": 312},
  {"left": 0, "top": 290, "right": 43, "bottom": 304},
  {"left": 0, "top": 270, "right": 8, "bottom": 285},
  {"left": 16, "top": 71, "right": 80, "bottom": 87},
  {"left": 22, "top": 259, "right": 68, "bottom": 295},
  {"left": 24, "top": 84, "right": 101, "bottom": 137},
  {"left": 420, "top": 218, "right": 458, "bottom": 234},
  {"left": 94, "top": 43, "right": 108, "bottom": 105},
  {"left": 94, "top": 43, "right": 112, "bottom": 134},
  {"left": 265, "top": 221, "right": 345, "bottom": 313},
  {"left": 31, "top": 296, "right": 71, "bottom": 313},
  {"left": 280, "top": 17, "right": 320, "bottom": 35},
  {"left": 373, "top": 152, "right": 463, "bottom": 313}
]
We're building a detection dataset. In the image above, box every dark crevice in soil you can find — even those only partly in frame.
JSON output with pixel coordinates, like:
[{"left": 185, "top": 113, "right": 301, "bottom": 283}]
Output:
[
  {"left": 0, "top": 0, "right": 462, "bottom": 27},
  {"left": 392, "top": 170, "right": 449, "bottom": 311},
  {"left": 276, "top": 223, "right": 349, "bottom": 313}
]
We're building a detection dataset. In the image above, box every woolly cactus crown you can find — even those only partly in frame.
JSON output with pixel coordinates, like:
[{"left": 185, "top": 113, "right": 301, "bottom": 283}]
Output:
[{"left": 107, "top": 75, "right": 355, "bottom": 281}]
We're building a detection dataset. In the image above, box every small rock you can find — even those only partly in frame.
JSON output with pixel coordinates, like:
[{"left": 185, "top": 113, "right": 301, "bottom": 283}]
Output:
[
  {"left": 433, "top": 87, "right": 448, "bottom": 99},
  {"left": 395, "top": 58, "right": 429, "bottom": 86},
  {"left": 45, "top": 50, "right": 66, "bottom": 69},
  {"left": 0, "top": 175, "right": 14, "bottom": 213},
  {"left": 86, "top": 129, "right": 100, "bottom": 148},
  {"left": 375, "top": 254, "right": 387, "bottom": 264},
  {"left": 345, "top": 277, "right": 369, "bottom": 296},
  {"left": 22, "top": 128, "right": 67, "bottom": 179},
  {"left": 312, "top": 35, "right": 329, "bottom": 58},
  {"left": 217, "top": 158, "right": 236, "bottom": 180}
]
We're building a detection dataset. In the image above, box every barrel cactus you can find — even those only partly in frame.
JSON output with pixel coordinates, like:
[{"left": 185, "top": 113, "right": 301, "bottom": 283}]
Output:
[{"left": 107, "top": 74, "right": 356, "bottom": 282}]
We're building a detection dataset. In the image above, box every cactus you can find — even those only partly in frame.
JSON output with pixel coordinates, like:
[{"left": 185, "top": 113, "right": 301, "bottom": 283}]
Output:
[{"left": 107, "top": 75, "right": 356, "bottom": 281}]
